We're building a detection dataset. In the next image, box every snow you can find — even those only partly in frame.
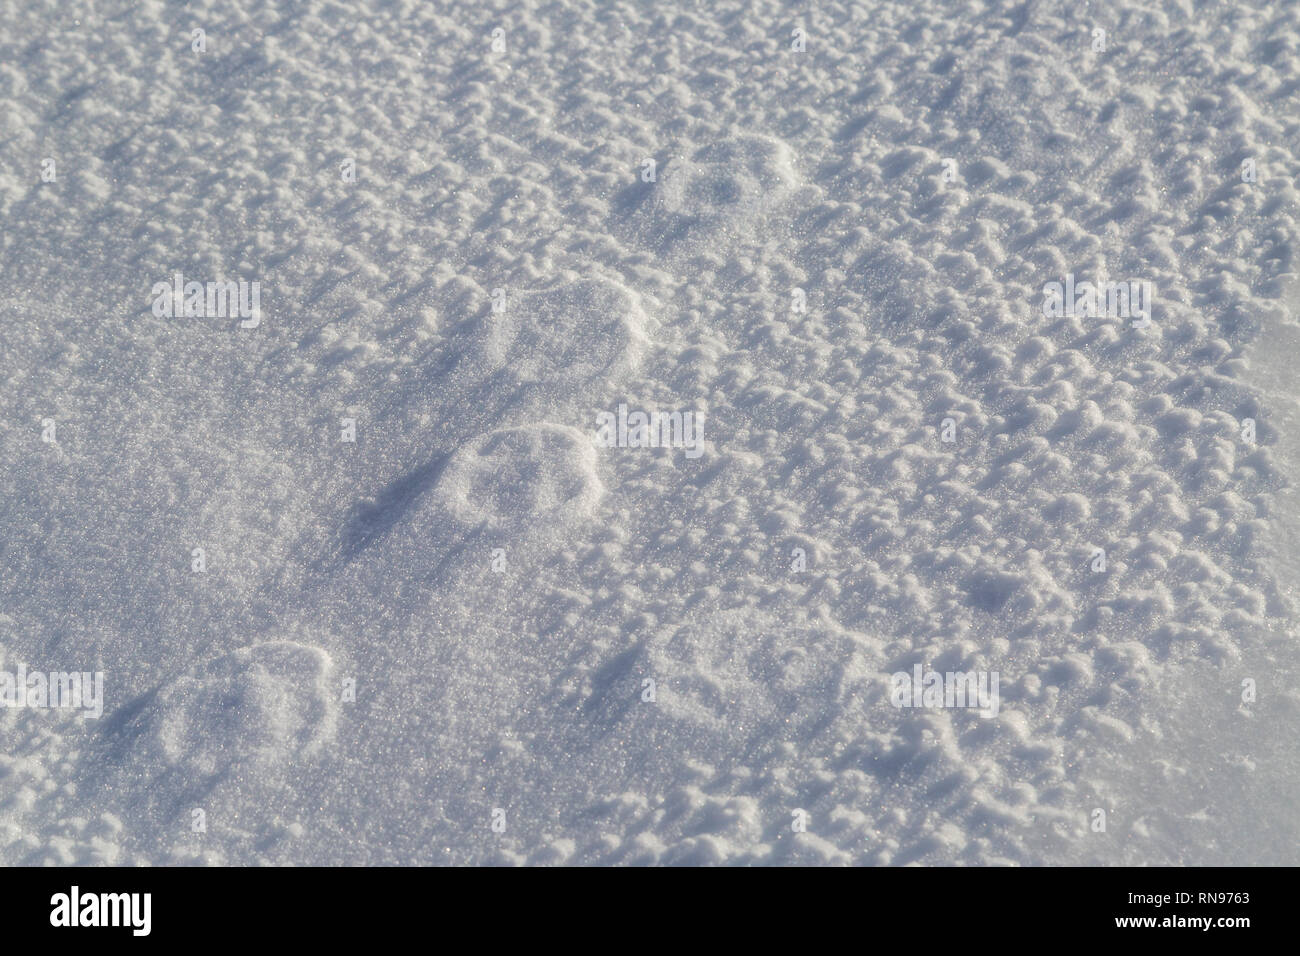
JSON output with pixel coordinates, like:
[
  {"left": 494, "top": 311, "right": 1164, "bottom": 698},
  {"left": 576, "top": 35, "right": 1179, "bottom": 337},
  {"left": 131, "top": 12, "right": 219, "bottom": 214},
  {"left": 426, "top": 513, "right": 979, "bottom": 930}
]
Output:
[{"left": 1, "top": 0, "right": 1298, "bottom": 865}]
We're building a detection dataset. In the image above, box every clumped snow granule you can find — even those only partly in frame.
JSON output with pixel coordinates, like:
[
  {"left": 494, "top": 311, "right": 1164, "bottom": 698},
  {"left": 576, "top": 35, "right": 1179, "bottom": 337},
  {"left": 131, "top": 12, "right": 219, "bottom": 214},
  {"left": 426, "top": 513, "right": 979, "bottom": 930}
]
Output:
[{"left": 1, "top": 0, "right": 1298, "bottom": 865}]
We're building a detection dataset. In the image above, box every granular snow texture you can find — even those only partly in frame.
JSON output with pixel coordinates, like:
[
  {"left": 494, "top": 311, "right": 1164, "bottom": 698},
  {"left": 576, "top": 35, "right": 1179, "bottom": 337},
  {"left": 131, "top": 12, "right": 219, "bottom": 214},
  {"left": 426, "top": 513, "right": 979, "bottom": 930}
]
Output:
[{"left": 1, "top": 0, "right": 1298, "bottom": 865}]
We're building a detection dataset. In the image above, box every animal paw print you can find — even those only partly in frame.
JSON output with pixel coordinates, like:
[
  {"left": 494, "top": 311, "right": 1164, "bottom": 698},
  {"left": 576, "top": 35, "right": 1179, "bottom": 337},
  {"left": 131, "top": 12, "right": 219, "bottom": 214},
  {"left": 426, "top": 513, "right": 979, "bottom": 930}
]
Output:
[
  {"left": 663, "top": 136, "right": 798, "bottom": 215},
  {"left": 628, "top": 135, "right": 805, "bottom": 252},
  {"left": 433, "top": 423, "right": 603, "bottom": 531},
  {"left": 646, "top": 609, "right": 869, "bottom": 743},
  {"left": 142, "top": 641, "right": 338, "bottom": 777},
  {"left": 475, "top": 277, "right": 649, "bottom": 390}
]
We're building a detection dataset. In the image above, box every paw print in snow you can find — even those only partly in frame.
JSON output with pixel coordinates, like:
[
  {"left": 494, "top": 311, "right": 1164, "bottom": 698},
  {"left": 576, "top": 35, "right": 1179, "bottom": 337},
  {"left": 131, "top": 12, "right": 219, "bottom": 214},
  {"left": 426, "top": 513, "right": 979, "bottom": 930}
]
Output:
[
  {"left": 141, "top": 641, "right": 338, "bottom": 777},
  {"left": 475, "top": 277, "right": 649, "bottom": 390},
  {"left": 627, "top": 135, "right": 810, "bottom": 252},
  {"left": 433, "top": 423, "right": 603, "bottom": 531}
]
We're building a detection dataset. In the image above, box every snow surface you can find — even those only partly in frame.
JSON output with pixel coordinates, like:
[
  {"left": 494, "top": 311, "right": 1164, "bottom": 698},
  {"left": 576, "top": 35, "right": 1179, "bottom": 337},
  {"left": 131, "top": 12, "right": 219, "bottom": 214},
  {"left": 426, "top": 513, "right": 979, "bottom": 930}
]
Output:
[{"left": 2, "top": 0, "right": 1299, "bottom": 865}]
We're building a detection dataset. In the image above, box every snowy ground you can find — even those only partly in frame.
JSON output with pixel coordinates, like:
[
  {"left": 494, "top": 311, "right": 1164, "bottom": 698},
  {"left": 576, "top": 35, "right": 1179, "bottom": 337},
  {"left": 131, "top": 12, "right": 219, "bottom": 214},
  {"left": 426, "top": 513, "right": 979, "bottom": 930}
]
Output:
[{"left": 1, "top": 0, "right": 1298, "bottom": 865}]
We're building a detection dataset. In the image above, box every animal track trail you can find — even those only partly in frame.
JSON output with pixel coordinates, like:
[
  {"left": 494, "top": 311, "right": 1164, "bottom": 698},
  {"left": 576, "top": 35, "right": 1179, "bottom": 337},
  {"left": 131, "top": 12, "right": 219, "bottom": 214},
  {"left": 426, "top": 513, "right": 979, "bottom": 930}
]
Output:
[{"left": 305, "top": 273, "right": 646, "bottom": 600}]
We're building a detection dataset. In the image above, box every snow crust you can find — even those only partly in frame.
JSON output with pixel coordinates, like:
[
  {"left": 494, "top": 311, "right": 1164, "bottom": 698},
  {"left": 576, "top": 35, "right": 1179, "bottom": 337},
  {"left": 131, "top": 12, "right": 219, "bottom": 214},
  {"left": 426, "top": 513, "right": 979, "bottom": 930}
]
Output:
[{"left": 1, "top": 0, "right": 1298, "bottom": 865}]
